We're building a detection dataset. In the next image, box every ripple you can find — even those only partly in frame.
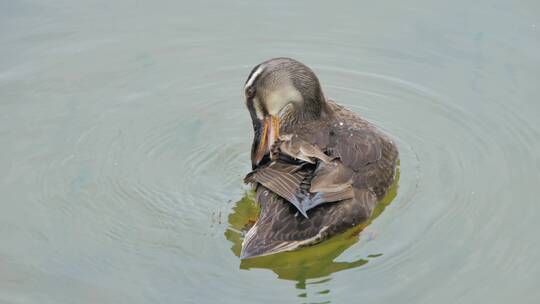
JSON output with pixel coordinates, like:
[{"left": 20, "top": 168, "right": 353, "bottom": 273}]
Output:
[
  {"left": 23, "top": 41, "right": 539, "bottom": 303},
  {"left": 3, "top": 1, "right": 540, "bottom": 303},
  {"left": 222, "top": 60, "right": 540, "bottom": 297}
]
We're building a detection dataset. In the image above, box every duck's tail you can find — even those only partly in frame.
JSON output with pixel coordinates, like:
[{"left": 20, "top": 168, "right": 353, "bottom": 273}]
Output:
[{"left": 240, "top": 222, "right": 329, "bottom": 259}]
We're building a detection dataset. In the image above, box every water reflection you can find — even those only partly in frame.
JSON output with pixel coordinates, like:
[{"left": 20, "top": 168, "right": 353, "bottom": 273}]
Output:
[{"left": 224, "top": 170, "right": 399, "bottom": 288}]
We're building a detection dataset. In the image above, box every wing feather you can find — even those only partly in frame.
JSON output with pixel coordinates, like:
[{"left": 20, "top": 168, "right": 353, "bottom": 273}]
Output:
[{"left": 245, "top": 137, "right": 356, "bottom": 217}]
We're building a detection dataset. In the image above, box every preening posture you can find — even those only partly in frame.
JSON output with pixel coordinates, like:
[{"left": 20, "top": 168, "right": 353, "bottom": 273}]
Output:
[{"left": 242, "top": 58, "right": 398, "bottom": 259}]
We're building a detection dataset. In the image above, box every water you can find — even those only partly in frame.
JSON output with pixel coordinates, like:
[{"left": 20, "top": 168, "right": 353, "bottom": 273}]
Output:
[{"left": 1, "top": 0, "right": 539, "bottom": 303}]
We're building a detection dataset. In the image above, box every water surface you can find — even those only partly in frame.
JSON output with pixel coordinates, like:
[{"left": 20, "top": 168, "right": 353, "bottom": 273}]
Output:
[{"left": 1, "top": 0, "right": 540, "bottom": 303}]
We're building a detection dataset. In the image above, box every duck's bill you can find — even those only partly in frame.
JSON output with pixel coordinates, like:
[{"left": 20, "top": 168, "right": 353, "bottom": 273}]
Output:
[{"left": 252, "top": 115, "right": 280, "bottom": 167}]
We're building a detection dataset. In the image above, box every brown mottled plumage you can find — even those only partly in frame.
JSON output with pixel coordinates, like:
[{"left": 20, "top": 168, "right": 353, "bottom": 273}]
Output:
[{"left": 241, "top": 58, "right": 398, "bottom": 259}]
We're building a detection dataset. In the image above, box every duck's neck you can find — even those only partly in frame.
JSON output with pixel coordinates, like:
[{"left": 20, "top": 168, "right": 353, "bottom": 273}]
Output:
[{"left": 280, "top": 97, "right": 329, "bottom": 133}]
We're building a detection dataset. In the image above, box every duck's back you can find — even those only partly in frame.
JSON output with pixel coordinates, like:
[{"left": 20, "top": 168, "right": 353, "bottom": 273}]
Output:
[
  {"left": 241, "top": 100, "right": 398, "bottom": 259},
  {"left": 324, "top": 100, "right": 398, "bottom": 199}
]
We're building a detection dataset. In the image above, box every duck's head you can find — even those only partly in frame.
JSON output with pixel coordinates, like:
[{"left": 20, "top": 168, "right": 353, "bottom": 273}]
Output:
[{"left": 244, "top": 57, "right": 325, "bottom": 168}]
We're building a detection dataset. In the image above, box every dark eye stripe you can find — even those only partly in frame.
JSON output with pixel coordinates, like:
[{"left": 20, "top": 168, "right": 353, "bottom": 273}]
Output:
[{"left": 246, "top": 97, "right": 258, "bottom": 122}]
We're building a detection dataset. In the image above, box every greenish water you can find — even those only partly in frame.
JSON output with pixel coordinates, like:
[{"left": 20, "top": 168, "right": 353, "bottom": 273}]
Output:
[{"left": 1, "top": 1, "right": 540, "bottom": 303}]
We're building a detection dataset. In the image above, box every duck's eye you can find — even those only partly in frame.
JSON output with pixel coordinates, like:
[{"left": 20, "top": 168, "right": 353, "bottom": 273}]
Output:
[{"left": 246, "top": 86, "right": 256, "bottom": 98}]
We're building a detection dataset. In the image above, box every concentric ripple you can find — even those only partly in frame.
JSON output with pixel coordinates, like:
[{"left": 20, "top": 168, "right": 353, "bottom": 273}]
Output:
[
  {"left": 16, "top": 47, "right": 540, "bottom": 303},
  {"left": 2, "top": 1, "right": 540, "bottom": 303}
]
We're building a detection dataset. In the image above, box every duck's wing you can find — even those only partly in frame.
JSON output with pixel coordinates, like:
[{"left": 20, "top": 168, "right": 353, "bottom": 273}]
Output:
[
  {"left": 244, "top": 161, "right": 310, "bottom": 216},
  {"left": 328, "top": 125, "right": 399, "bottom": 199},
  {"left": 325, "top": 101, "right": 399, "bottom": 198},
  {"left": 244, "top": 137, "right": 355, "bottom": 217}
]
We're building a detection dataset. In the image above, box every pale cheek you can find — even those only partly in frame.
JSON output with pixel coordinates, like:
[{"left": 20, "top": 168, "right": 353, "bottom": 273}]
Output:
[
  {"left": 245, "top": 97, "right": 264, "bottom": 120},
  {"left": 266, "top": 86, "right": 303, "bottom": 116}
]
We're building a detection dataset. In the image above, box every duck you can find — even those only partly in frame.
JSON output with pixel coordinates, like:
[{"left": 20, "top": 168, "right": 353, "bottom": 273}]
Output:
[{"left": 241, "top": 58, "right": 398, "bottom": 259}]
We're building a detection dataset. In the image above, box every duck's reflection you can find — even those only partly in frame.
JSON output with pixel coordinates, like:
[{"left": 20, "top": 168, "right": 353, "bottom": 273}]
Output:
[{"left": 225, "top": 170, "right": 399, "bottom": 286}]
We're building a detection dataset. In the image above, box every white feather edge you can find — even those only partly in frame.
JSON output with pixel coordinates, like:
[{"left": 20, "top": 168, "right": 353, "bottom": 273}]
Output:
[{"left": 241, "top": 225, "right": 330, "bottom": 258}]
